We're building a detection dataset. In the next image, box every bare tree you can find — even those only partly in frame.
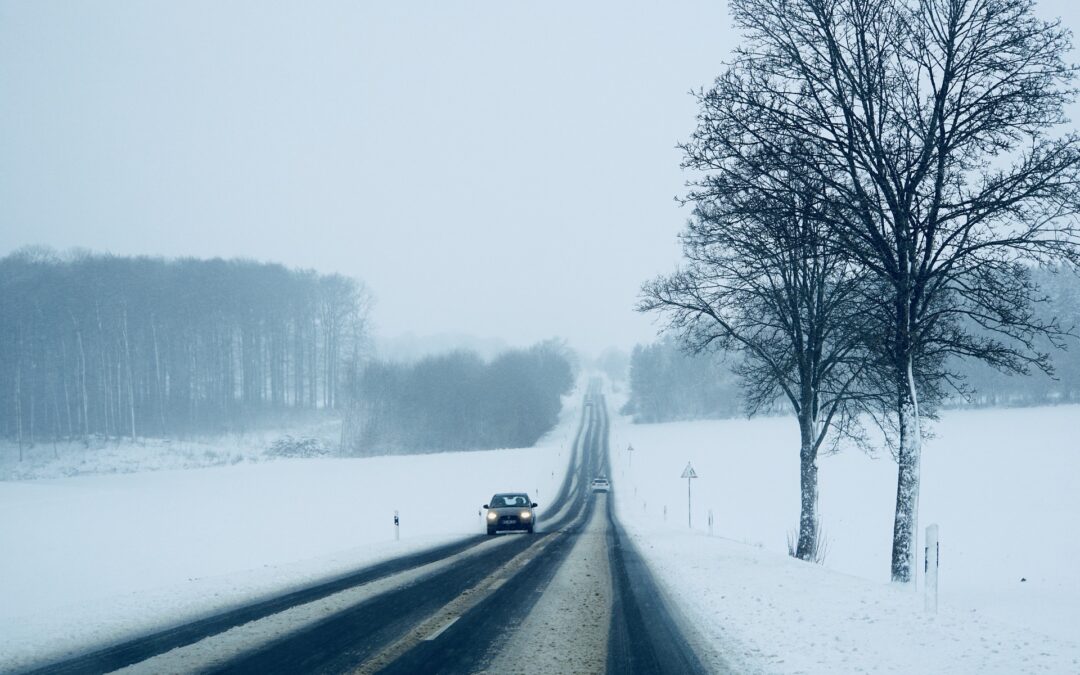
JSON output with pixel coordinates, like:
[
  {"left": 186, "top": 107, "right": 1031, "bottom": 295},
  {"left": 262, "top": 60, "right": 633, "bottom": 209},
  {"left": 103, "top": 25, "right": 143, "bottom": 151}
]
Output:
[
  {"left": 318, "top": 274, "right": 373, "bottom": 410},
  {"left": 642, "top": 151, "right": 871, "bottom": 561},
  {"left": 695, "top": 0, "right": 1080, "bottom": 581}
]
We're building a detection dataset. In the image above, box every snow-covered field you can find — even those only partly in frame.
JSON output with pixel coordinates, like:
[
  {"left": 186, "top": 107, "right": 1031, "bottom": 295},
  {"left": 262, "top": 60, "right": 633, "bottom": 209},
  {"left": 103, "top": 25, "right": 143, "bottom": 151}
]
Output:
[
  {"left": 612, "top": 404, "right": 1080, "bottom": 673},
  {"left": 0, "top": 415, "right": 342, "bottom": 481},
  {"left": 4, "top": 388, "right": 1077, "bottom": 674},
  {"left": 0, "top": 401, "right": 580, "bottom": 672}
]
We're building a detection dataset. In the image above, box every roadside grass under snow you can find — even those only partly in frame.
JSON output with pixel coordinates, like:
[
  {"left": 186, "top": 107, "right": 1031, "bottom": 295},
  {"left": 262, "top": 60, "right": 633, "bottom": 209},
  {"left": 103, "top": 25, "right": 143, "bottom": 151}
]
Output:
[
  {"left": 0, "top": 396, "right": 580, "bottom": 673},
  {"left": 612, "top": 403, "right": 1080, "bottom": 673}
]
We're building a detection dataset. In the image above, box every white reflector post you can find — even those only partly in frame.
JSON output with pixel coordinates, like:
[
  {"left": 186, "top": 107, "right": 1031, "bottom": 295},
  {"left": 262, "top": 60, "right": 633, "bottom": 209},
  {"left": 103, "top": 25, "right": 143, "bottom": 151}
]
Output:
[{"left": 924, "top": 524, "right": 939, "bottom": 612}]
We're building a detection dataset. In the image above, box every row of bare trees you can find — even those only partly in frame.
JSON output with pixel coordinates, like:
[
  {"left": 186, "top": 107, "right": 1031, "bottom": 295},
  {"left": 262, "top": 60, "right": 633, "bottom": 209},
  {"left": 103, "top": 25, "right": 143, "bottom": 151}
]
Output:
[
  {"left": 621, "top": 339, "right": 742, "bottom": 423},
  {"left": 341, "top": 341, "right": 575, "bottom": 455},
  {"left": 0, "top": 249, "right": 371, "bottom": 453},
  {"left": 628, "top": 274, "right": 1080, "bottom": 421},
  {"left": 643, "top": 0, "right": 1080, "bottom": 581}
]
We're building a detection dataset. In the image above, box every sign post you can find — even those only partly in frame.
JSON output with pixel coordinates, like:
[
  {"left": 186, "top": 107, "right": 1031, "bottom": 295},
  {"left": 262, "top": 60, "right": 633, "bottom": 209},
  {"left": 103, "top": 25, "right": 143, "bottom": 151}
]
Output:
[
  {"left": 924, "top": 524, "right": 939, "bottom": 612},
  {"left": 681, "top": 462, "right": 698, "bottom": 528}
]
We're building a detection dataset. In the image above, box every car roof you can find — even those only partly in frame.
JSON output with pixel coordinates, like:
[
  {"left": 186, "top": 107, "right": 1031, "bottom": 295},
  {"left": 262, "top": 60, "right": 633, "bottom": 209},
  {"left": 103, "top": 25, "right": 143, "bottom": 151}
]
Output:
[{"left": 492, "top": 492, "right": 530, "bottom": 498}]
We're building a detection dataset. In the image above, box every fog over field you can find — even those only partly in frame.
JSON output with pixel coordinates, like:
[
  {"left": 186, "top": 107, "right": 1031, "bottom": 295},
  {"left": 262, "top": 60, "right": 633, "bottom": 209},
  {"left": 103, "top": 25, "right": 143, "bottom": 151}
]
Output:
[{"left": 3, "top": 1, "right": 1080, "bottom": 673}]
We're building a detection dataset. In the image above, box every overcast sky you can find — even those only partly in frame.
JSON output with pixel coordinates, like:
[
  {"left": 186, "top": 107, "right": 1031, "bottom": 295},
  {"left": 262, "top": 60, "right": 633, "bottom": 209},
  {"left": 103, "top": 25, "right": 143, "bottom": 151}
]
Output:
[{"left": 2, "top": 1, "right": 1077, "bottom": 355}]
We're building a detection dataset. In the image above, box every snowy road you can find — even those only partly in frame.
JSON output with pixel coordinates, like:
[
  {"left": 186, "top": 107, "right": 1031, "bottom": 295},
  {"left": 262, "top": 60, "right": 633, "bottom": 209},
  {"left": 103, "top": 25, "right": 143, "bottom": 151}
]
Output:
[{"left": 23, "top": 386, "right": 716, "bottom": 675}]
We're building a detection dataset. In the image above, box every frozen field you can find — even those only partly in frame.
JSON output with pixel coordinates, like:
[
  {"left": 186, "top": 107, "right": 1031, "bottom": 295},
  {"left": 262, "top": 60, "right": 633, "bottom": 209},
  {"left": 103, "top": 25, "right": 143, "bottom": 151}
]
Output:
[{"left": 612, "top": 403, "right": 1080, "bottom": 672}]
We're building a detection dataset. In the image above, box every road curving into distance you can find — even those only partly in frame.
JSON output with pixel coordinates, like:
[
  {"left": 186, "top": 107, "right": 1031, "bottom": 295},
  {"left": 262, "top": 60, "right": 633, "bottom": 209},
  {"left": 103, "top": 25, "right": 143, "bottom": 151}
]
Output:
[{"left": 22, "top": 381, "right": 719, "bottom": 675}]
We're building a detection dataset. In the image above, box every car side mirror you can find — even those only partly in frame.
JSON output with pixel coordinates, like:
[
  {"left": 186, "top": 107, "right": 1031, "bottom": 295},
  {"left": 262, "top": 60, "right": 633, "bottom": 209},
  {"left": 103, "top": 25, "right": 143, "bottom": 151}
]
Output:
[
  {"left": 532, "top": 502, "right": 538, "bottom": 508},
  {"left": 483, "top": 504, "right": 489, "bottom": 509}
]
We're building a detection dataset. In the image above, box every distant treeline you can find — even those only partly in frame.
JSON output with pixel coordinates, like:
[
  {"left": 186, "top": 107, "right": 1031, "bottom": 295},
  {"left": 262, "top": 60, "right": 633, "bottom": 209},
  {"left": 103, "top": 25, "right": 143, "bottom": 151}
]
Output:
[
  {"left": 621, "top": 338, "right": 741, "bottom": 423},
  {"left": 342, "top": 341, "right": 575, "bottom": 454},
  {"left": 0, "top": 250, "right": 370, "bottom": 448},
  {"left": 903, "top": 265, "right": 1079, "bottom": 408},
  {"left": 626, "top": 268, "right": 1080, "bottom": 424},
  {"left": 945, "top": 271, "right": 1080, "bottom": 407}
]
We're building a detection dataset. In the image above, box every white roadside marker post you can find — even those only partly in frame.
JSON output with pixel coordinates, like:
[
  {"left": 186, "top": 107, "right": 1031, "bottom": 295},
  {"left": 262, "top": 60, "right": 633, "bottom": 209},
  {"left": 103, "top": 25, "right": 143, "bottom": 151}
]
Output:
[
  {"left": 394, "top": 510, "right": 400, "bottom": 541},
  {"left": 681, "top": 461, "right": 698, "bottom": 529},
  {"left": 708, "top": 509, "right": 714, "bottom": 536},
  {"left": 924, "top": 524, "right": 939, "bottom": 612},
  {"left": 627, "top": 444, "right": 634, "bottom": 469}
]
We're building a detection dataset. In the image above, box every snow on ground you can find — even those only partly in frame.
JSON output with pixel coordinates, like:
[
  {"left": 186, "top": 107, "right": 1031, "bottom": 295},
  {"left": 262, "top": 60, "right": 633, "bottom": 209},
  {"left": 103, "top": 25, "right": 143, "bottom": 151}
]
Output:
[
  {"left": 4, "top": 384, "right": 1075, "bottom": 674},
  {"left": 0, "top": 415, "right": 342, "bottom": 481},
  {"left": 0, "top": 398, "right": 580, "bottom": 673},
  {"left": 612, "top": 403, "right": 1080, "bottom": 673}
]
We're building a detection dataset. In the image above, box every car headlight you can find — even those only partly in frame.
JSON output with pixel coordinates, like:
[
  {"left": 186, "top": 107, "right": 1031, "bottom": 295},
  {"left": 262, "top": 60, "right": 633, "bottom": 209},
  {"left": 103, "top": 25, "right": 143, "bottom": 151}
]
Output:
[
  {"left": 487, "top": 511, "right": 497, "bottom": 520},
  {"left": 520, "top": 511, "right": 532, "bottom": 519}
]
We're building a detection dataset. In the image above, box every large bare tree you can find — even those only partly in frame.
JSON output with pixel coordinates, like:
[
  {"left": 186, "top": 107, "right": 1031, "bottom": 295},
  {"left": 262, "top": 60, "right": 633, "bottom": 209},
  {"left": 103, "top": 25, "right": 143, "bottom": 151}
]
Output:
[
  {"left": 642, "top": 150, "right": 871, "bottom": 561},
  {"left": 692, "top": 0, "right": 1080, "bottom": 581}
]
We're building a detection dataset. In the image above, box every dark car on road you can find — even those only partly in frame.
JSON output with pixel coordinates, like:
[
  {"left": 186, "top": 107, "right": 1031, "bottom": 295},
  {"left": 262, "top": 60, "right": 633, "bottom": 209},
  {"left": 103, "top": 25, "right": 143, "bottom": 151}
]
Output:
[{"left": 484, "top": 493, "right": 538, "bottom": 535}]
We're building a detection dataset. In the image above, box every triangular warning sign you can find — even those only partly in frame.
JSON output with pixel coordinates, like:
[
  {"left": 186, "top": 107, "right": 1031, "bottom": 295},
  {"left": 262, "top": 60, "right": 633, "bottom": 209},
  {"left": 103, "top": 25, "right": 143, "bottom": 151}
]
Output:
[{"left": 681, "top": 462, "right": 698, "bottom": 479}]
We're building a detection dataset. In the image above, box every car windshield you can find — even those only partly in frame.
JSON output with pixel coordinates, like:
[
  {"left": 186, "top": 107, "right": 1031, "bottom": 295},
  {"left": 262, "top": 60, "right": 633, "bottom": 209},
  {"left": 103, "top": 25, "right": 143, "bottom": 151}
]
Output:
[{"left": 490, "top": 494, "right": 530, "bottom": 508}]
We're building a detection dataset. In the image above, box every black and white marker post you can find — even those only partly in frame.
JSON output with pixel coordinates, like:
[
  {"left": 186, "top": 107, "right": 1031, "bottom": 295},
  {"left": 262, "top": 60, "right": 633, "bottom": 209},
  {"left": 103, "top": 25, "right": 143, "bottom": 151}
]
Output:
[
  {"left": 925, "top": 524, "right": 939, "bottom": 612},
  {"left": 394, "top": 510, "right": 400, "bottom": 541},
  {"left": 681, "top": 461, "right": 698, "bottom": 529}
]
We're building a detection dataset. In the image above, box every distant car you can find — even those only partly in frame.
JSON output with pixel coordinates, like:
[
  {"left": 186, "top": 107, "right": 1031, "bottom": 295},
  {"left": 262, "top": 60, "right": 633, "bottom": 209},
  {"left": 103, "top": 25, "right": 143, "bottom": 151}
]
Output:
[
  {"left": 591, "top": 476, "right": 611, "bottom": 493},
  {"left": 484, "top": 493, "right": 538, "bottom": 535}
]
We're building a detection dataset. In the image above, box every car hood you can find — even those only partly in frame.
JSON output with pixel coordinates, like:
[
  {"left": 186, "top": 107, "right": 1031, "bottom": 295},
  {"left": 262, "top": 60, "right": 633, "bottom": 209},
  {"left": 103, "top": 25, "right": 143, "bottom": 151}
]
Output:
[{"left": 488, "top": 506, "right": 533, "bottom": 514}]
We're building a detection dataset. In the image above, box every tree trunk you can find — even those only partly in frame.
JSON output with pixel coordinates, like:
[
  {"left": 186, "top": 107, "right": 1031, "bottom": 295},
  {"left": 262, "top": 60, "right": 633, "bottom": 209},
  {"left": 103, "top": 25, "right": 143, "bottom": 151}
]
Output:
[
  {"left": 116, "top": 346, "right": 123, "bottom": 440},
  {"left": 60, "top": 337, "right": 73, "bottom": 438},
  {"left": 72, "top": 317, "right": 89, "bottom": 437},
  {"left": 15, "top": 358, "right": 23, "bottom": 461},
  {"left": 151, "top": 318, "right": 166, "bottom": 435},
  {"left": 28, "top": 365, "right": 36, "bottom": 446},
  {"left": 795, "top": 413, "right": 820, "bottom": 561},
  {"left": 97, "top": 306, "right": 110, "bottom": 438},
  {"left": 122, "top": 308, "right": 136, "bottom": 442},
  {"left": 51, "top": 386, "right": 61, "bottom": 457},
  {"left": 890, "top": 357, "right": 922, "bottom": 583}
]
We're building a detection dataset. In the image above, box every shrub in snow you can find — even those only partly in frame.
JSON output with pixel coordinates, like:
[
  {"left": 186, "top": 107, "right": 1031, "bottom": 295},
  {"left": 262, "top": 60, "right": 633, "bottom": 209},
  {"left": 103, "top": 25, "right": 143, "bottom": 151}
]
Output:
[
  {"left": 266, "top": 436, "right": 330, "bottom": 458},
  {"left": 787, "top": 526, "right": 829, "bottom": 565}
]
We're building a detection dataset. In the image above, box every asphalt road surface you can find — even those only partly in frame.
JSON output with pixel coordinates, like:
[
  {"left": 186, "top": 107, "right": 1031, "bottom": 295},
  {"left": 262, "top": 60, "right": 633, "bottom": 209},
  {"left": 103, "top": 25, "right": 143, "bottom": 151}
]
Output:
[{"left": 24, "top": 383, "right": 718, "bottom": 674}]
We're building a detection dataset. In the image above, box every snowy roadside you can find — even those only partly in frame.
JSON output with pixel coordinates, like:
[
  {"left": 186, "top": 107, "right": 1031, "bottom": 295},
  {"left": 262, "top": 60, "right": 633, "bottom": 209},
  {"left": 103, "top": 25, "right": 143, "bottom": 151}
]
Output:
[
  {"left": 611, "top": 404, "right": 1080, "bottom": 673},
  {"left": 0, "top": 393, "right": 582, "bottom": 673},
  {"left": 0, "top": 415, "right": 342, "bottom": 481},
  {"left": 613, "top": 524, "right": 1079, "bottom": 674}
]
